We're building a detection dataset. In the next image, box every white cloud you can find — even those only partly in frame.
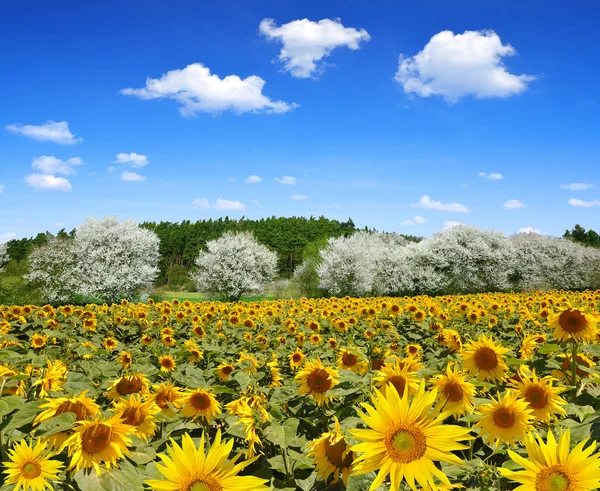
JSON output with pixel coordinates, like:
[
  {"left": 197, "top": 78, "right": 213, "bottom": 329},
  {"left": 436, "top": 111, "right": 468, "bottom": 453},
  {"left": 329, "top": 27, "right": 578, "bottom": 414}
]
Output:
[
  {"left": 214, "top": 198, "right": 245, "bottom": 211},
  {"left": 479, "top": 172, "right": 504, "bottom": 181},
  {"left": 228, "top": 178, "right": 237, "bottom": 182},
  {"left": 32, "top": 156, "right": 83, "bottom": 175},
  {"left": 568, "top": 198, "right": 600, "bottom": 208},
  {"left": 114, "top": 152, "right": 148, "bottom": 168},
  {"left": 192, "top": 198, "right": 210, "bottom": 209},
  {"left": 259, "top": 18, "right": 370, "bottom": 78},
  {"left": 0, "top": 184, "right": 4, "bottom": 193},
  {"left": 246, "top": 175, "right": 262, "bottom": 184},
  {"left": 274, "top": 176, "right": 297, "bottom": 185},
  {"left": 120, "top": 63, "right": 297, "bottom": 116},
  {"left": 401, "top": 215, "right": 428, "bottom": 226},
  {"left": 519, "top": 226, "right": 542, "bottom": 234},
  {"left": 251, "top": 200, "right": 261, "bottom": 206},
  {"left": 0, "top": 232, "right": 17, "bottom": 243},
  {"left": 6, "top": 120, "right": 82, "bottom": 145},
  {"left": 291, "top": 194, "right": 307, "bottom": 200},
  {"left": 410, "top": 195, "right": 470, "bottom": 213},
  {"left": 561, "top": 183, "right": 593, "bottom": 191},
  {"left": 121, "top": 171, "right": 146, "bottom": 182},
  {"left": 444, "top": 220, "right": 463, "bottom": 230},
  {"left": 395, "top": 30, "right": 535, "bottom": 102},
  {"left": 504, "top": 199, "right": 526, "bottom": 209},
  {"left": 24, "top": 173, "right": 72, "bottom": 192}
]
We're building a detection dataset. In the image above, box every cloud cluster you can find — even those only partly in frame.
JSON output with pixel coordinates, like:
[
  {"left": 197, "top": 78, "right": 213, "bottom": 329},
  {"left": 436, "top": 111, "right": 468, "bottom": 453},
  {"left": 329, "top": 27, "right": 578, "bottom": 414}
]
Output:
[
  {"left": 291, "top": 194, "right": 307, "bottom": 200},
  {"left": 479, "top": 172, "right": 504, "bottom": 181},
  {"left": 569, "top": 198, "right": 600, "bottom": 208},
  {"left": 121, "top": 63, "right": 297, "bottom": 116},
  {"left": 259, "top": 18, "right": 370, "bottom": 78},
  {"left": 115, "top": 153, "right": 149, "bottom": 168},
  {"left": 519, "top": 226, "right": 542, "bottom": 234},
  {"left": 192, "top": 198, "right": 246, "bottom": 211},
  {"left": 6, "top": 120, "right": 82, "bottom": 145},
  {"left": 274, "top": 176, "right": 297, "bottom": 185},
  {"left": 401, "top": 215, "right": 427, "bottom": 226},
  {"left": 246, "top": 175, "right": 262, "bottom": 184},
  {"left": 410, "top": 195, "right": 470, "bottom": 213},
  {"left": 504, "top": 199, "right": 526, "bottom": 209},
  {"left": 561, "top": 183, "right": 593, "bottom": 191},
  {"left": 24, "top": 173, "right": 72, "bottom": 192},
  {"left": 24, "top": 155, "right": 83, "bottom": 192},
  {"left": 395, "top": 30, "right": 535, "bottom": 102}
]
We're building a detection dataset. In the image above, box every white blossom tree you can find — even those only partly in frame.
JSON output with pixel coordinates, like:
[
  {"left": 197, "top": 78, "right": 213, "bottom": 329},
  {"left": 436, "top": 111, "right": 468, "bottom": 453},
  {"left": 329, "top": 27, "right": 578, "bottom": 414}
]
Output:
[
  {"left": 0, "top": 243, "right": 8, "bottom": 273},
  {"left": 24, "top": 235, "right": 80, "bottom": 303},
  {"left": 190, "top": 231, "right": 277, "bottom": 301},
  {"left": 74, "top": 217, "right": 160, "bottom": 302}
]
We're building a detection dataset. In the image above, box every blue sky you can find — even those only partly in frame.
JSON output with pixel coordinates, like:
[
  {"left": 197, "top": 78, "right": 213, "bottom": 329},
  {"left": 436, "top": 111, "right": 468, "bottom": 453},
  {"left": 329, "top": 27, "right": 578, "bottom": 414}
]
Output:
[{"left": 1, "top": 0, "right": 599, "bottom": 242}]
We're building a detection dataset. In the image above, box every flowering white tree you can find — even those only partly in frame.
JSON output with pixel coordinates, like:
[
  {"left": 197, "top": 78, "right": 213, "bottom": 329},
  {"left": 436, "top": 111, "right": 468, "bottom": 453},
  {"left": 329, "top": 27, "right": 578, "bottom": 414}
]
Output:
[
  {"left": 0, "top": 243, "right": 8, "bottom": 273},
  {"left": 24, "top": 235, "right": 80, "bottom": 303},
  {"left": 25, "top": 217, "right": 160, "bottom": 303},
  {"left": 510, "top": 232, "right": 600, "bottom": 291},
  {"left": 317, "top": 232, "right": 391, "bottom": 297},
  {"left": 74, "top": 217, "right": 160, "bottom": 302},
  {"left": 190, "top": 231, "right": 277, "bottom": 301}
]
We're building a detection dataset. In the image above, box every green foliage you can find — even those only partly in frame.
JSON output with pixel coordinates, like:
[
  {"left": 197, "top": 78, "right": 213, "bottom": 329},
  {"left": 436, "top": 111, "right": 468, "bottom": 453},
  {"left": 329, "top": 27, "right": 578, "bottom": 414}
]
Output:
[
  {"left": 564, "top": 224, "right": 600, "bottom": 247},
  {"left": 0, "top": 259, "right": 43, "bottom": 305}
]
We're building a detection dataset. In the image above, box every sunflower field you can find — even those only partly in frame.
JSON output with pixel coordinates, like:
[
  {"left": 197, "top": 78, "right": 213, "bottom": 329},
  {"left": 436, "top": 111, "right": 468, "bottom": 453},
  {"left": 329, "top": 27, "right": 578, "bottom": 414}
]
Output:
[{"left": 0, "top": 291, "right": 599, "bottom": 491}]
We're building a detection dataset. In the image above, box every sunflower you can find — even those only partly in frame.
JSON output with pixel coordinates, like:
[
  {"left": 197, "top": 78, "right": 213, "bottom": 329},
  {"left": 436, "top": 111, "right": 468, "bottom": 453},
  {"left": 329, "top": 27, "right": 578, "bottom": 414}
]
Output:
[
  {"left": 373, "top": 360, "right": 419, "bottom": 398},
  {"left": 106, "top": 373, "right": 150, "bottom": 401},
  {"left": 231, "top": 399, "right": 268, "bottom": 458},
  {"left": 30, "top": 333, "right": 47, "bottom": 349},
  {"left": 237, "top": 352, "right": 259, "bottom": 374},
  {"left": 549, "top": 309, "right": 597, "bottom": 343},
  {"left": 308, "top": 416, "right": 354, "bottom": 485},
  {"left": 34, "top": 392, "right": 101, "bottom": 449},
  {"left": 500, "top": 429, "right": 600, "bottom": 491},
  {"left": 438, "top": 329, "right": 462, "bottom": 351},
  {"left": 216, "top": 363, "right": 234, "bottom": 381},
  {"left": 34, "top": 360, "right": 68, "bottom": 397},
  {"left": 159, "top": 354, "right": 177, "bottom": 373},
  {"left": 432, "top": 364, "right": 476, "bottom": 417},
  {"left": 151, "top": 382, "right": 184, "bottom": 416},
  {"left": 350, "top": 380, "right": 471, "bottom": 491},
  {"left": 520, "top": 333, "right": 540, "bottom": 360},
  {"left": 405, "top": 344, "right": 422, "bottom": 358},
  {"left": 4, "top": 439, "right": 63, "bottom": 491},
  {"left": 475, "top": 392, "right": 533, "bottom": 447},
  {"left": 461, "top": 335, "right": 510, "bottom": 382},
  {"left": 112, "top": 394, "right": 160, "bottom": 441},
  {"left": 180, "top": 389, "right": 221, "bottom": 423},
  {"left": 140, "top": 334, "right": 153, "bottom": 345},
  {"left": 337, "top": 349, "right": 368, "bottom": 374},
  {"left": 296, "top": 359, "right": 339, "bottom": 407},
  {"left": 118, "top": 351, "right": 132, "bottom": 369},
  {"left": 145, "top": 431, "right": 269, "bottom": 491},
  {"left": 64, "top": 414, "right": 133, "bottom": 474},
  {"left": 289, "top": 348, "right": 305, "bottom": 370},
  {"left": 510, "top": 371, "right": 567, "bottom": 423},
  {"left": 103, "top": 336, "right": 118, "bottom": 351}
]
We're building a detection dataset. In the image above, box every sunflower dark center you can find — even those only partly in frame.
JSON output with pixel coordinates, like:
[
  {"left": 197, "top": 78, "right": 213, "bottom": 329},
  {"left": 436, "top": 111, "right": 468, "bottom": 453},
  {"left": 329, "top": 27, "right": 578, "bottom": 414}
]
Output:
[
  {"left": 444, "top": 381, "right": 464, "bottom": 402},
  {"left": 342, "top": 353, "right": 357, "bottom": 366},
  {"left": 121, "top": 406, "right": 144, "bottom": 426},
  {"left": 525, "top": 386, "right": 549, "bottom": 409},
  {"left": 385, "top": 425, "right": 427, "bottom": 463},
  {"left": 324, "top": 438, "right": 353, "bottom": 468},
  {"left": 536, "top": 465, "right": 573, "bottom": 491},
  {"left": 307, "top": 369, "right": 331, "bottom": 393},
  {"left": 492, "top": 408, "right": 515, "bottom": 428},
  {"left": 81, "top": 424, "right": 113, "bottom": 454},
  {"left": 190, "top": 393, "right": 211, "bottom": 410},
  {"left": 22, "top": 461, "right": 41, "bottom": 479},
  {"left": 474, "top": 347, "right": 498, "bottom": 371}
]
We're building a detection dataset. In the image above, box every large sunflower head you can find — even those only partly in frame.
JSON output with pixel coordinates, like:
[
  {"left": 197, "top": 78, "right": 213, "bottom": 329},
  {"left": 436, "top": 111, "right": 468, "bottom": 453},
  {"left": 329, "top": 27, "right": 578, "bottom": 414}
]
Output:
[
  {"left": 111, "top": 394, "right": 160, "bottom": 441},
  {"left": 65, "top": 414, "right": 133, "bottom": 474},
  {"left": 106, "top": 373, "right": 150, "bottom": 401},
  {"left": 3, "top": 439, "right": 63, "bottom": 490},
  {"left": 500, "top": 429, "right": 600, "bottom": 491},
  {"left": 295, "top": 359, "right": 339, "bottom": 407},
  {"left": 216, "top": 363, "right": 234, "bottom": 381},
  {"left": 549, "top": 309, "right": 598, "bottom": 344},
  {"left": 510, "top": 371, "right": 566, "bottom": 423},
  {"left": 432, "top": 363, "right": 476, "bottom": 417},
  {"left": 151, "top": 382, "right": 184, "bottom": 416},
  {"left": 461, "top": 335, "right": 510, "bottom": 382},
  {"left": 308, "top": 416, "right": 354, "bottom": 486},
  {"left": 350, "top": 380, "right": 471, "bottom": 490},
  {"left": 337, "top": 349, "right": 368, "bottom": 374},
  {"left": 180, "top": 388, "right": 221, "bottom": 423},
  {"left": 158, "top": 354, "right": 177, "bottom": 373},
  {"left": 474, "top": 392, "right": 533, "bottom": 447},
  {"left": 145, "top": 430, "right": 269, "bottom": 491}
]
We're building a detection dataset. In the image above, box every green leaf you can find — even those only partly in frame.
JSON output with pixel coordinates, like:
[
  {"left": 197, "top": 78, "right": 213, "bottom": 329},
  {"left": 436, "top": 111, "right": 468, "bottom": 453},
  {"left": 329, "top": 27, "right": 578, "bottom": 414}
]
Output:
[
  {"left": 36, "top": 412, "right": 76, "bottom": 437},
  {"left": 128, "top": 445, "right": 157, "bottom": 465},
  {"left": 538, "top": 344, "right": 561, "bottom": 355},
  {"left": 0, "top": 396, "right": 23, "bottom": 417},
  {"left": 3, "top": 400, "right": 43, "bottom": 432},
  {"left": 234, "top": 371, "right": 251, "bottom": 392},
  {"left": 64, "top": 372, "right": 96, "bottom": 395}
]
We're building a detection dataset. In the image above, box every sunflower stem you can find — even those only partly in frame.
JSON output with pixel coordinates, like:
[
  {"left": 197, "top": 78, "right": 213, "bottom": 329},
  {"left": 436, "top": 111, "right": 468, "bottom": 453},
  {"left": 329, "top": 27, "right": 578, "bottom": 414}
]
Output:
[
  {"left": 570, "top": 342, "right": 579, "bottom": 401},
  {"left": 281, "top": 446, "right": 291, "bottom": 480}
]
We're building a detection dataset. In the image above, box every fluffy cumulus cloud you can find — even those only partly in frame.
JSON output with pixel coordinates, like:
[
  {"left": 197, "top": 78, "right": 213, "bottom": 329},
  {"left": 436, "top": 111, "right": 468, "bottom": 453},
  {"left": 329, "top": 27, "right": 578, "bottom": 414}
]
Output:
[
  {"left": 291, "top": 194, "right": 307, "bottom": 200},
  {"left": 395, "top": 30, "right": 535, "bottom": 102},
  {"left": 192, "top": 198, "right": 246, "bottom": 211},
  {"left": 274, "top": 176, "right": 297, "bottom": 185},
  {"left": 6, "top": 120, "right": 82, "bottom": 145},
  {"left": 246, "top": 175, "right": 262, "bottom": 184},
  {"left": 410, "top": 195, "right": 470, "bottom": 213},
  {"left": 444, "top": 220, "right": 463, "bottom": 230},
  {"left": 401, "top": 215, "right": 428, "bottom": 226},
  {"left": 479, "top": 172, "right": 503, "bottom": 181},
  {"left": 504, "top": 199, "right": 526, "bottom": 209},
  {"left": 0, "top": 184, "right": 4, "bottom": 193},
  {"left": 32, "top": 156, "right": 83, "bottom": 175},
  {"left": 519, "top": 226, "right": 542, "bottom": 234},
  {"left": 120, "top": 63, "right": 297, "bottom": 116},
  {"left": 259, "top": 18, "right": 370, "bottom": 78},
  {"left": 561, "top": 183, "right": 593, "bottom": 191},
  {"left": 114, "top": 153, "right": 148, "bottom": 168},
  {"left": 24, "top": 173, "right": 72, "bottom": 192},
  {"left": 569, "top": 198, "right": 600, "bottom": 208},
  {"left": 121, "top": 171, "right": 145, "bottom": 182}
]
